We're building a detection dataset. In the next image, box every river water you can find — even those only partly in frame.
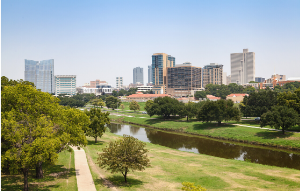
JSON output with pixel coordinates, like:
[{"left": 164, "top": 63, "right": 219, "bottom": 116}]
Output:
[{"left": 108, "top": 123, "right": 300, "bottom": 170}]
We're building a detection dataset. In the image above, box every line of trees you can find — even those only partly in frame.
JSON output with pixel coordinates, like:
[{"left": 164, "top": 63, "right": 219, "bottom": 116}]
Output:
[{"left": 144, "top": 96, "right": 241, "bottom": 125}]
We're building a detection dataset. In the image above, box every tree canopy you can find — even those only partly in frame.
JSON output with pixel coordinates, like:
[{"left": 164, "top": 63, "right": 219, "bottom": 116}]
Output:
[
  {"left": 197, "top": 100, "right": 240, "bottom": 125},
  {"left": 97, "top": 135, "right": 150, "bottom": 183},
  {"left": 1, "top": 78, "right": 90, "bottom": 190},
  {"left": 260, "top": 106, "right": 299, "bottom": 134},
  {"left": 105, "top": 96, "right": 121, "bottom": 110},
  {"left": 129, "top": 100, "right": 140, "bottom": 112},
  {"left": 85, "top": 108, "right": 110, "bottom": 143}
]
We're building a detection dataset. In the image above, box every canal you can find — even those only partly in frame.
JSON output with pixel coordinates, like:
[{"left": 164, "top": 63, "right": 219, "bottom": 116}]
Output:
[{"left": 108, "top": 123, "right": 300, "bottom": 170}]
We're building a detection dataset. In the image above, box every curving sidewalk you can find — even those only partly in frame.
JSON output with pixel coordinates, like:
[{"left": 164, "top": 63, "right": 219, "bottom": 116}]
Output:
[{"left": 71, "top": 146, "right": 96, "bottom": 191}]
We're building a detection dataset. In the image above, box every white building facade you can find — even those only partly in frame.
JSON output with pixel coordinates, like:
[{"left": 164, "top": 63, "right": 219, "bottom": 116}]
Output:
[
  {"left": 231, "top": 49, "right": 255, "bottom": 85},
  {"left": 55, "top": 75, "right": 76, "bottom": 95},
  {"left": 116, "top": 77, "right": 123, "bottom": 89}
]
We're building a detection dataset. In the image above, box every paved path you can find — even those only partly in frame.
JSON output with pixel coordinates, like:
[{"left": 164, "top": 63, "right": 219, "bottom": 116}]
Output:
[{"left": 71, "top": 146, "right": 97, "bottom": 191}]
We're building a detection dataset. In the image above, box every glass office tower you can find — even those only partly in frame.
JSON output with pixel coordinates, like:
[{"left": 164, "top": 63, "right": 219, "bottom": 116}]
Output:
[
  {"left": 151, "top": 53, "right": 175, "bottom": 85},
  {"left": 133, "top": 67, "right": 144, "bottom": 85},
  {"left": 24, "top": 59, "right": 55, "bottom": 94}
]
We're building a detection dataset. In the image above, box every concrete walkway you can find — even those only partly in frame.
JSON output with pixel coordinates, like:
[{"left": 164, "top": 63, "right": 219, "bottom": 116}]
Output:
[{"left": 71, "top": 146, "right": 96, "bottom": 191}]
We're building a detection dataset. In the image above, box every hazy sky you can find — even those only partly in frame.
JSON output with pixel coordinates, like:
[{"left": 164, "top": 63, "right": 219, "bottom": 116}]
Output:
[{"left": 2, "top": 0, "right": 300, "bottom": 87}]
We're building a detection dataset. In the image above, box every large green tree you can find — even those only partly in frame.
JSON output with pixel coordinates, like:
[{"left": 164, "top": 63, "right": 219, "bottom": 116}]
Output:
[
  {"left": 91, "top": 98, "right": 105, "bottom": 108},
  {"left": 146, "top": 97, "right": 183, "bottom": 119},
  {"left": 197, "top": 100, "right": 241, "bottom": 126},
  {"left": 105, "top": 96, "right": 121, "bottom": 110},
  {"left": 260, "top": 106, "right": 299, "bottom": 134},
  {"left": 277, "top": 88, "right": 300, "bottom": 115},
  {"left": 97, "top": 135, "right": 150, "bottom": 183},
  {"left": 179, "top": 102, "right": 198, "bottom": 121},
  {"left": 1, "top": 81, "right": 89, "bottom": 190},
  {"left": 194, "top": 91, "right": 207, "bottom": 100},
  {"left": 85, "top": 108, "right": 110, "bottom": 143}
]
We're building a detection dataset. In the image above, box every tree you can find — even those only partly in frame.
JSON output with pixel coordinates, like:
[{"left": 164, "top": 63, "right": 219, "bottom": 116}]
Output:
[
  {"left": 197, "top": 100, "right": 241, "bottom": 126},
  {"left": 91, "top": 98, "right": 105, "bottom": 108},
  {"left": 146, "top": 97, "right": 182, "bottom": 119},
  {"left": 129, "top": 100, "right": 140, "bottom": 112},
  {"left": 97, "top": 135, "right": 150, "bottom": 183},
  {"left": 260, "top": 106, "right": 299, "bottom": 134},
  {"left": 182, "top": 182, "right": 207, "bottom": 191},
  {"left": 277, "top": 88, "right": 300, "bottom": 115},
  {"left": 194, "top": 91, "right": 207, "bottom": 100},
  {"left": 1, "top": 80, "right": 89, "bottom": 190},
  {"left": 179, "top": 102, "right": 198, "bottom": 121},
  {"left": 144, "top": 100, "right": 154, "bottom": 112},
  {"left": 120, "top": 104, "right": 125, "bottom": 111},
  {"left": 85, "top": 108, "right": 110, "bottom": 143},
  {"left": 105, "top": 96, "right": 121, "bottom": 110}
]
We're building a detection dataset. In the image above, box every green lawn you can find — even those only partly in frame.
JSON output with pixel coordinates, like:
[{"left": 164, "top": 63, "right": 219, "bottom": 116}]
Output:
[
  {"left": 85, "top": 133, "right": 300, "bottom": 191},
  {"left": 1, "top": 150, "right": 77, "bottom": 191},
  {"left": 108, "top": 114, "right": 300, "bottom": 150}
]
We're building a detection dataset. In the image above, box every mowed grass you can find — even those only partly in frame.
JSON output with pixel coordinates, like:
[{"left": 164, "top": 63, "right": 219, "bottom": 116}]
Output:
[
  {"left": 85, "top": 133, "right": 300, "bottom": 191},
  {"left": 108, "top": 114, "right": 300, "bottom": 149},
  {"left": 1, "top": 150, "right": 77, "bottom": 191}
]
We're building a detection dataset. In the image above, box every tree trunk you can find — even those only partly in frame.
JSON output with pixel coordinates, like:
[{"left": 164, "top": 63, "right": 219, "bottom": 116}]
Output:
[
  {"left": 282, "top": 126, "right": 285, "bottom": 134},
  {"left": 36, "top": 161, "right": 44, "bottom": 179},
  {"left": 218, "top": 121, "right": 221, "bottom": 126},
  {"left": 187, "top": 116, "right": 188, "bottom": 121},
  {"left": 123, "top": 171, "right": 127, "bottom": 183},
  {"left": 95, "top": 136, "right": 97, "bottom": 143},
  {"left": 23, "top": 168, "right": 29, "bottom": 191}
]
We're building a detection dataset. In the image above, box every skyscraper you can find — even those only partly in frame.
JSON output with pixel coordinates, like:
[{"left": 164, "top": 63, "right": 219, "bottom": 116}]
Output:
[
  {"left": 148, "top": 65, "right": 152, "bottom": 84},
  {"left": 152, "top": 53, "right": 175, "bottom": 85},
  {"left": 231, "top": 49, "right": 255, "bottom": 85},
  {"left": 24, "top": 59, "right": 55, "bottom": 93},
  {"left": 166, "top": 62, "right": 202, "bottom": 96},
  {"left": 133, "top": 67, "right": 144, "bottom": 85},
  {"left": 202, "top": 63, "right": 223, "bottom": 87}
]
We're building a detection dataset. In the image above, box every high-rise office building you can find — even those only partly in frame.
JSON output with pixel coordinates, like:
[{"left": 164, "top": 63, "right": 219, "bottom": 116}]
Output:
[
  {"left": 255, "top": 77, "right": 265, "bottom": 83},
  {"left": 133, "top": 67, "right": 144, "bottom": 85},
  {"left": 231, "top": 49, "right": 255, "bottom": 85},
  {"left": 55, "top": 75, "right": 76, "bottom": 95},
  {"left": 116, "top": 77, "right": 123, "bottom": 89},
  {"left": 152, "top": 53, "right": 175, "bottom": 85},
  {"left": 166, "top": 63, "right": 202, "bottom": 96},
  {"left": 202, "top": 63, "right": 223, "bottom": 87},
  {"left": 24, "top": 59, "right": 55, "bottom": 93},
  {"left": 148, "top": 65, "right": 152, "bottom": 84}
]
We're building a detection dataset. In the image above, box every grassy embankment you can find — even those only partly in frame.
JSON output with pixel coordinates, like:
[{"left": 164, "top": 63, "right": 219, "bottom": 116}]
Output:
[
  {"left": 106, "top": 107, "right": 300, "bottom": 150},
  {"left": 1, "top": 150, "right": 77, "bottom": 191},
  {"left": 84, "top": 133, "right": 300, "bottom": 191}
]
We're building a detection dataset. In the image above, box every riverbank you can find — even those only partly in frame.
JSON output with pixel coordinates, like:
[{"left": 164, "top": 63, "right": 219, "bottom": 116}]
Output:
[
  {"left": 1, "top": 150, "right": 77, "bottom": 191},
  {"left": 109, "top": 114, "right": 300, "bottom": 151},
  {"left": 84, "top": 133, "right": 300, "bottom": 191}
]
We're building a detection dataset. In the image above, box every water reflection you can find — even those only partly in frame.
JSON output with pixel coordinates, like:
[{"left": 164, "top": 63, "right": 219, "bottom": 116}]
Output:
[{"left": 108, "top": 123, "right": 300, "bottom": 170}]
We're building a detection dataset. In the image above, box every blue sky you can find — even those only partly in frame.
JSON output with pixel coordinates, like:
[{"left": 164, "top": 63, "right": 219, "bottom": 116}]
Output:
[{"left": 2, "top": 0, "right": 300, "bottom": 86}]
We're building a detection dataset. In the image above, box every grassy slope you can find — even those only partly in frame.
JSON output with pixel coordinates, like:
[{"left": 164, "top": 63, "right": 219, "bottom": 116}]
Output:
[
  {"left": 1, "top": 150, "right": 77, "bottom": 191},
  {"left": 85, "top": 133, "right": 300, "bottom": 191},
  {"left": 108, "top": 113, "right": 300, "bottom": 149}
]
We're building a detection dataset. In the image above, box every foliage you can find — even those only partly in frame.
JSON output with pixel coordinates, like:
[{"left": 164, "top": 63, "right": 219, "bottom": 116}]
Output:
[
  {"left": 197, "top": 100, "right": 241, "bottom": 125},
  {"left": 120, "top": 104, "right": 125, "bottom": 111},
  {"left": 91, "top": 98, "right": 105, "bottom": 108},
  {"left": 97, "top": 135, "right": 150, "bottom": 182},
  {"left": 182, "top": 182, "right": 207, "bottom": 191},
  {"left": 240, "top": 90, "right": 278, "bottom": 117},
  {"left": 146, "top": 96, "right": 183, "bottom": 119},
  {"left": 57, "top": 96, "right": 86, "bottom": 107},
  {"left": 129, "top": 100, "right": 140, "bottom": 112},
  {"left": 260, "top": 106, "right": 299, "bottom": 134},
  {"left": 179, "top": 102, "right": 198, "bottom": 121},
  {"left": 205, "top": 84, "right": 231, "bottom": 99},
  {"left": 1, "top": 76, "right": 34, "bottom": 90},
  {"left": 142, "top": 90, "right": 153, "bottom": 94},
  {"left": 112, "top": 88, "right": 138, "bottom": 97},
  {"left": 1, "top": 81, "right": 89, "bottom": 190},
  {"left": 85, "top": 108, "right": 110, "bottom": 143},
  {"left": 194, "top": 91, "right": 207, "bottom": 100},
  {"left": 105, "top": 96, "right": 122, "bottom": 110},
  {"left": 277, "top": 88, "right": 300, "bottom": 114},
  {"left": 144, "top": 100, "right": 154, "bottom": 112}
]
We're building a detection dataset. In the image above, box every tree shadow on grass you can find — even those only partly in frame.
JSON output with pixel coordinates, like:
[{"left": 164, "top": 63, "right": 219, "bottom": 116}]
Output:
[
  {"left": 86, "top": 139, "right": 104, "bottom": 146},
  {"left": 107, "top": 174, "right": 144, "bottom": 188},
  {"left": 255, "top": 131, "right": 294, "bottom": 139},
  {"left": 193, "top": 122, "right": 236, "bottom": 131}
]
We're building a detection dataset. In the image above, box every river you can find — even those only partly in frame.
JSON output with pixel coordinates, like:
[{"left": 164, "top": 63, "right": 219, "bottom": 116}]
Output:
[{"left": 108, "top": 123, "right": 300, "bottom": 170}]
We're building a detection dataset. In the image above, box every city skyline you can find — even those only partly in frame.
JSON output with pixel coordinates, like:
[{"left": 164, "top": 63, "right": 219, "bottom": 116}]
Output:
[{"left": 2, "top": 0, "right": 300, "bottom": 86}]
